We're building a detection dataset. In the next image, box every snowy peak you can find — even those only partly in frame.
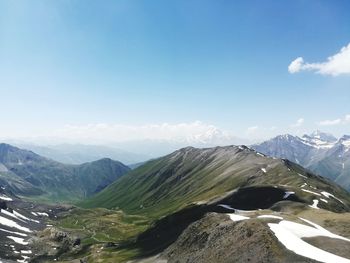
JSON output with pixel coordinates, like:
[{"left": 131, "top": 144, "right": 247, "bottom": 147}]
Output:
[
  {"left": 301, "top": 131, "right": 337, "bottom": 149},
  {"left": 338, "top": 135, "right": 350, "bottom": 152},
  {"left": 275, "top": 134, "right": 298, "bottom": 141},
  {"left": 309, "top": 130, "right": 337, "bottom": 142}
]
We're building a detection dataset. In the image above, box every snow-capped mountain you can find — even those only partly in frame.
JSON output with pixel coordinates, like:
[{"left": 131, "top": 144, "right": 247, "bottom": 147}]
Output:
[
  {"left": 301, "top": 130, "right": 337, "bottom": 149},
  {"left": 252, "top": 132, "right": 350, "bottom": 191}
]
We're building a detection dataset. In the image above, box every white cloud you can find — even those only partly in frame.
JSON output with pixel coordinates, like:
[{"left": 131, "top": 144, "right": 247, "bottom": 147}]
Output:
[
  {"left": 246, "top": 126, "right": 259, "bottom": 135},
  {"left": 288, "top": 57, "right": 304, "bottom": 74},
  {"left": 288, "top": 43, "right": 350, "bottom": 76},
  {"left": 318, "top": 114, "right": 350, "bottom": 126},
  {"left": 291, "top": 118, "right": 304, "bottom": 128},
  {"left": 48, "top": 121, "right": 238, "bottom": 145}
]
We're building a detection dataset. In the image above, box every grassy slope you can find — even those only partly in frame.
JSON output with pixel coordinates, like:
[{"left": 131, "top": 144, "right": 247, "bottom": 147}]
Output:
[{"left": 80, "top": 146, "right": 350, "bottom": 219}]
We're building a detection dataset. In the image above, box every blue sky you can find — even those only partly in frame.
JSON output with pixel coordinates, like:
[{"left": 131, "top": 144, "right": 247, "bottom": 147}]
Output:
[{"left": 0, "top": 0, "right": 349, "bottom": 143}]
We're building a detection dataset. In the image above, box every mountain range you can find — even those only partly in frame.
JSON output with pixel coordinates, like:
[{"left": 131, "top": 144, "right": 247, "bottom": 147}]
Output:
[
  {"left": 77, "top": 145, "right": 350, "bottom": 262},
  {"left": 1, "top": 143, "right": 350, "bottom": 262},
  {"left": 81, "top": 145, "right": 350, "bottom": 216},
  {"left": 252, "top": 131, "right": 350, "bottom": 191},
  {"left": 0, "top": 143, "right": 130, "bottom": 202}
]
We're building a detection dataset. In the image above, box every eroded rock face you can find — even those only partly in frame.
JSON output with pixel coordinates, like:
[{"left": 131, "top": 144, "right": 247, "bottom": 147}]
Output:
[
  {"left": 30, "top": 227, "right": 83, "bottom": 262},
  {"left": 162, "top": 213, "right": 317, "bottom": 263}
]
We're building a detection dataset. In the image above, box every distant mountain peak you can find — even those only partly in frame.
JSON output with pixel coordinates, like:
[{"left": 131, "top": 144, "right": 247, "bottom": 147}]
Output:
[
  {"left": 340, "top": 135, "right": 350, "bottom": 141},
  {"left": 301, "top": 131, "right": 337, "bottom": 149},
  {"left": 338, "top": 135, "right": 350, "bottom": 152},
  {"left": 275, "top": 134, "right": 298, "bottom": 140},
  {"left": 303, "top": 130, "right": 337, "bottom": 143},
  {"left": 251, "top": 132, "right": 350, "bottom": 191}
]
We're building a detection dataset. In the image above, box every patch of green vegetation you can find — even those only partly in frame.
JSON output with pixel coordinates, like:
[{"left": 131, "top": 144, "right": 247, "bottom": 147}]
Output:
[
  {"left": 48, "top": 207, "right": 151, "bottom": 262},
  {"left": 56, "top": 207, "right": 150, "bottom": 244},
  {"left": 84, "top": 247, "right": 141, "bottom": 263}
]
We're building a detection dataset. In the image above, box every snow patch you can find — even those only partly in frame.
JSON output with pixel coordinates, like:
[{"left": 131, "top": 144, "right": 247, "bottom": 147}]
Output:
[
  {"left": 309, "top": 199, "right": 319, "bottom": 209},
  {"left": 0, "top": 195, "right": 13, "bottom": 201},
  {"left": 218, "top": 204, "right": 235, "bottom": 211},
  {"left": 0, "top": 228, "right": 27, "bottom": 237},
  {"left": 321, "top": 191, "right": 344, "bottom": 204},
  {"left": 268, "top": 219, "right": 350, "bottom": 263},
  {"left": 283, "top": 191, "right": 295, "bottom": 199},
  {"left": 228, "top": 214, "right": 250, "bottom": 222},
  {"left": 1, "top": 209, "right": 25, "bottom": 222},
  {"left": 17, "top": 255, "right": 30, "bottom": 263},
  {"left": 302, "top": 189, "right": 321, "bottom": 196},
  {"left": 0, "top": 215, "right": 32, "bottom": 233},
  {"left": 298, "top": 173, "right": 307, "bottom": 179},
  {"left": 299, "top": 217, "right": 350, "bottom": 242},
  {"left": 36, "top": 212, "right": 49, "bottom": 217},
  {"left": 6, "top": 236, "right": 28, "bottom": 245},
  {"left": 14, "top": 210, "right": 40, "bottom": 223}
]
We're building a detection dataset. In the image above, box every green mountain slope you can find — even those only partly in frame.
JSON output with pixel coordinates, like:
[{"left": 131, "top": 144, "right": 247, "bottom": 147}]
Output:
[
  {"left": 0, "top": 143, "right": 130, "bottom": 202},
  {"left": 80, "top": 146, "right": 350, "bottom": 218}
]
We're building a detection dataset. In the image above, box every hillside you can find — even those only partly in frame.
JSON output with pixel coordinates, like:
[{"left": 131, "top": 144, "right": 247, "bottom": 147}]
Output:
[
  {"left": 0, "top": 143, "right": 130, "bottom": 202},
  {"left": 81, "top": 145, "right": 350, "bottom": 218}
]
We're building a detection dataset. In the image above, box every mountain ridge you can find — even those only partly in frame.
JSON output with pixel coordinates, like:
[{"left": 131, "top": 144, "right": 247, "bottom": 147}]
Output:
[
  {"left": 80, "top": 145, "right": 350, "bottom": 218},
  {"left": 0, "top": 143, "right": 131, "bottom": 202}
]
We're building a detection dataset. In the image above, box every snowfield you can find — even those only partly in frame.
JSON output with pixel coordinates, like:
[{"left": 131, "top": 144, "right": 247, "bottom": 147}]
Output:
[{"left": 268, "top": 219, "right": 350, "bottom": 263}]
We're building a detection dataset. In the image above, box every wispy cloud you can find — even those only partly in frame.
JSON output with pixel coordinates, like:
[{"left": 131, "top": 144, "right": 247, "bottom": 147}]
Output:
[
  {"left": 48, "top": 121, "right": 238, "bottom": 145},
  {"left": 288, "top": 43, "right": 350, "bottom": 76},
  {"left": 290, "top": 118, "right": 304, "bottom": 128},
  {"left": 318, "top": 114, "right": 350, "bottom": 126}
]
